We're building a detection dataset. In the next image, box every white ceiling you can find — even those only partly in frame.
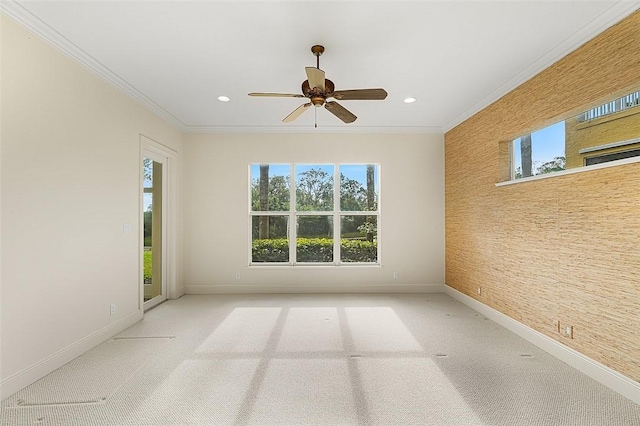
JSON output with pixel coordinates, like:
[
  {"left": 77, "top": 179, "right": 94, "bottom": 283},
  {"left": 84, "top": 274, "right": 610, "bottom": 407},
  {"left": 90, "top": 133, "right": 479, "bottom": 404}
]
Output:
[{"left": 3, "top": 1, "right": 639, "bottom": 133}]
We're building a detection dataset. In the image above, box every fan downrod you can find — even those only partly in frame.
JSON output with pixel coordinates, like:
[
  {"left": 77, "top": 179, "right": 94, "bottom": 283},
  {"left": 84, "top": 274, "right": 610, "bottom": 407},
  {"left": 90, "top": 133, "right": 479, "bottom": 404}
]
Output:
[{"left": 311, "top": 45, "right": 324, "bottom": 69}]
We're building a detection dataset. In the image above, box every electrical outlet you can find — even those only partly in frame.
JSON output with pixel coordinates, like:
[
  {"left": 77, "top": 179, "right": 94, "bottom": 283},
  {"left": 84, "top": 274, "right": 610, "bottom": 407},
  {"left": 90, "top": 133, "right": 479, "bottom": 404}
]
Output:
[
  {"left": 110, "top": 303, "right": 116, "bottom": 316},
  {"left": 558, "top": 321, "right": 574, "bottom": 339},
  {"left": 565, "top": 325, "right": 574, "bottom": 339},
  {"left": 393, "top": 272, "right": 399, "bottom": 279},
  {"left": 477, "top": 287, "right": 482, "bottom": 295},
  {"left": 235, "top": 273, "right": 241, "bottom": 280}
]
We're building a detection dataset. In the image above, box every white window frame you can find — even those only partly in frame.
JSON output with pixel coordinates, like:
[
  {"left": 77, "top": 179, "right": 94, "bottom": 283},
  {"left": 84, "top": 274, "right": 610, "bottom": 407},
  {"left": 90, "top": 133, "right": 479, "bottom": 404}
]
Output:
[{"left": 249, "top": 163, "right": 380, "bottom": 266}]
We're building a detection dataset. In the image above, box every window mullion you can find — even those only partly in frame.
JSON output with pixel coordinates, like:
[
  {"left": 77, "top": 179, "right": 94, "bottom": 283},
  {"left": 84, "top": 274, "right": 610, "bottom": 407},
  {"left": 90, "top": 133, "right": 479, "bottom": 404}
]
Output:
[
  {"left": 248, "top": 165, "right": 252, "bottom": 266},
  {"left": 290, "top": 164, "right": 296, "bottom": 265},
  {"left": 334, "top": 165, "right": 340, "bottom": 265}
]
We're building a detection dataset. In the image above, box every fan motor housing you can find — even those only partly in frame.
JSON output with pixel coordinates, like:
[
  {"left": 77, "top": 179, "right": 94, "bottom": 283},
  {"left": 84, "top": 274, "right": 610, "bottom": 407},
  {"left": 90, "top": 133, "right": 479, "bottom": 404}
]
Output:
[{"left": 302, "top": 79, "right": 335, "bottom": 99}]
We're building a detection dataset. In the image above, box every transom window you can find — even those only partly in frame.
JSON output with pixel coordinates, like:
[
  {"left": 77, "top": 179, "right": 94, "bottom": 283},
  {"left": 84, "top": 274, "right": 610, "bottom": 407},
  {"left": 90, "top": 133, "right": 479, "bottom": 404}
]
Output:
[
  {"left": 250, "top": 164, "right": 379, "bottom": 265},
  {"left": 509, "top": 88, "right": 640, "bottom": 181}
]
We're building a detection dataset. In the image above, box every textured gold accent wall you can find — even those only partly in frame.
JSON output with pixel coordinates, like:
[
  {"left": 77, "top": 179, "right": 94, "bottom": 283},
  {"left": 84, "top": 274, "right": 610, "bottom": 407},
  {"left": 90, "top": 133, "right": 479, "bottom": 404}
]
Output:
[{"left": 445, "top": 11, "right": 640, "bottom": 382}]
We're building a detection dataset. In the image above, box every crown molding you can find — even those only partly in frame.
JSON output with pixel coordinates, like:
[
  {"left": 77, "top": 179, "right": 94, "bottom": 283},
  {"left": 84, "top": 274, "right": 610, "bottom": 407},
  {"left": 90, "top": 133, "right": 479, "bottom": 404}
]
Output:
[
  {"left": 0, "top": 1, "right": 189, "bottom": 132},
  {"left": 182, "top": 124, "right": 444, "bottom": 134},
  {"left": 443, "top": 1, "right": 640, "bottom": 134}
]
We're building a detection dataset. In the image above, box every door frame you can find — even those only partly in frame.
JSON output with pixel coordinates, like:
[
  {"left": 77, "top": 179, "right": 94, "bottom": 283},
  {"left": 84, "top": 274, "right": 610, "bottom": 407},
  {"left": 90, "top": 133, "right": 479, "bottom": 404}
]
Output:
[{"left": 140, "top": 135, "right": 178, "bottom": 311}]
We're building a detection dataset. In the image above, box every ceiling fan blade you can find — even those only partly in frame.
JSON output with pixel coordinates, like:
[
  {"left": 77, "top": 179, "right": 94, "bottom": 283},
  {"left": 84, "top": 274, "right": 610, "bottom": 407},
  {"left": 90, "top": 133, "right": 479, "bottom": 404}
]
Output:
[
  {"left": 324, "top": 101, "right": 357, "bottom": 123},
  {"left": 332, "top": 88, "right": 388, "bottom": 100},
  {"left": 305, "top": 67, "right": 325, "bottom": 90},
  {"left": 249, "top": 92, "right": 305, "bottom": 98},
  {"left": 283, "top": 103, "right": 312, "bottom": 123}
]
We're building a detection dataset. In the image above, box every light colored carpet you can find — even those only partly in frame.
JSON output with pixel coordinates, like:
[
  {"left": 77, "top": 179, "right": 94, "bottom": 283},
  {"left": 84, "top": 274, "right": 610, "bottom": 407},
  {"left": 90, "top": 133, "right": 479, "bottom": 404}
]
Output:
[
  {"left": 2, "top": 338, "right": 172, "bottom": 408},
  {"left": 2, "top": 293, "right": 639, "bottom": 425}
]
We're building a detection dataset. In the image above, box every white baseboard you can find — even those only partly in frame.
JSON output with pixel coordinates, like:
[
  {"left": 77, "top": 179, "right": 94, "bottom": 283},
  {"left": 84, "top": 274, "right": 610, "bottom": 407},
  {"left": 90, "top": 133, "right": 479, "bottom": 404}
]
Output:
[
  {"left": 0, "top": 310, "right": 143, "bottom": 399},
  {"left": 185, "top": 283, "right": 445, "bottom": 294},
  {"left": 444, "top": 286, "right": 640, "bottom": 405},
  {"left": 176, "top": 285, "right": 186, "bottom": 298}
]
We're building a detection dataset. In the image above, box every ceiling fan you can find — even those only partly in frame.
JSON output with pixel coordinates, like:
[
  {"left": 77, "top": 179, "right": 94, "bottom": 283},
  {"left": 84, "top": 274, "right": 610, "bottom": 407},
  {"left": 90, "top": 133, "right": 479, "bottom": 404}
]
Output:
[{"left": 249, "top": 45, "right": 387, "bottom": 125}]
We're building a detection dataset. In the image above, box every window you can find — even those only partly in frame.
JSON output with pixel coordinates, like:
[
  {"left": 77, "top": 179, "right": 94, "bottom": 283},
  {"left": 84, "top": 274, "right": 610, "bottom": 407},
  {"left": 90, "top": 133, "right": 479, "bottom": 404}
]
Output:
[
  {"left": 250, "top": 164, "right": 379, "bottom": 265},
  {"left": 507, "top": 88, "right": 640, "bottom": 182},
  {"left": 585, "top": 148, "right": 640, "bottom": 166}
]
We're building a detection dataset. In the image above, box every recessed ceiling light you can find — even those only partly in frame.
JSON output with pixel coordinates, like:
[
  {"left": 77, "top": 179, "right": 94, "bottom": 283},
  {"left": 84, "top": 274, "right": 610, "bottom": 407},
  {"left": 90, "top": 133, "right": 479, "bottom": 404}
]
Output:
[
  {"left": 218, "top": 96, "right": 230, "bottom": 102},
  {"left": 404, "top": 97, "right": 417, "bottom": 104}
]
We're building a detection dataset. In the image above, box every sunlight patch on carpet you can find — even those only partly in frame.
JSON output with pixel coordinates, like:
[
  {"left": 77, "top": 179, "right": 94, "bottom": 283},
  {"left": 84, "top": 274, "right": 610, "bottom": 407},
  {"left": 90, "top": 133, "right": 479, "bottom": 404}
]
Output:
[
  {"left": 346, "top": 307, "right": 423, "bottom": 352},
  {"left": 195, "top": 307, "right": 281, "bottom": 353},
  {"left": 276, "top": 307, "right": 343, "bottom": 353},
  {"left": 357, "top": 357, "right": 481, "bottom": 424},
  {"left": 247, "top": 359, "right": 358, "bottom": 425}
]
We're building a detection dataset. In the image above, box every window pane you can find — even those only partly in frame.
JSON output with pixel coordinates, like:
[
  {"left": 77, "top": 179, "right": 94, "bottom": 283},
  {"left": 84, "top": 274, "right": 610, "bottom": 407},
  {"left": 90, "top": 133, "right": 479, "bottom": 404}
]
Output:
[
  {"left": 513, "top": 122, "right": 565, "bottom": 179},
  {"left": 295, "top": 165, "right": 334, "bottom": 211},
  {"left": 143, "top": 157, "right": 154, "bottom": 248},
  {"left": 251, "top": 164, "right": 290, "bottom": 211},
  {"left": 340, "top": 164, "right": 378, "bottom": 211},
  {"left": 296, "top": 215, "right": 333, "bottom": 262},
  {"left": 143, "top": 158, "right": 153, "bottom": 189},
  {"left": 251, "top": 215, "right": 289, "bottom": 263},
  {"left": 143, "top": 193, "right": 153, "bottom": 246},
  {"left": 341, "top": 216, "right": 377, "bottom": 263}
]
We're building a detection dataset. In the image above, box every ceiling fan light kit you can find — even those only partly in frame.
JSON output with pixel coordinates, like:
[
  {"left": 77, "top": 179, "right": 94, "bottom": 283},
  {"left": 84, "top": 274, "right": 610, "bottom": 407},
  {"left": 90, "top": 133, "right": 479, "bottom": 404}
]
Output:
[{"left": 249, "top": 45, "right": 387, "bottom": 125}]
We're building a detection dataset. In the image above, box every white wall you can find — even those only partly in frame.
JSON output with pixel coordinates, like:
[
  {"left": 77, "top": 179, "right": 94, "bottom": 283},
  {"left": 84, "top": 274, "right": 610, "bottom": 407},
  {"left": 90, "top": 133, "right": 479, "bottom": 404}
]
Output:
[
  {"left": 0, "top": 15, "right": 183, "bottom": 397},
  {"left": 182, "top": 132, "right": 444, "bottom": 293}
]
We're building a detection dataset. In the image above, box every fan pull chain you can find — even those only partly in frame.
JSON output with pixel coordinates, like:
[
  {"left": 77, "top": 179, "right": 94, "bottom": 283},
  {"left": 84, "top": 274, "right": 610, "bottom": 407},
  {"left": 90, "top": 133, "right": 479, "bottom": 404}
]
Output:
[{"left": 315, "top": 107, "right": 318, "bottom": 128}]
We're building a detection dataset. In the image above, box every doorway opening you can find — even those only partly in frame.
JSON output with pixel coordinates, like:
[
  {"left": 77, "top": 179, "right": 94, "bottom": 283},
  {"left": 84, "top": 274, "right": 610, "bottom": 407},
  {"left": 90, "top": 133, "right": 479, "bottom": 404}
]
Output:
[{"left": 141, "top": 136, "right": 177, "bottom": 311}]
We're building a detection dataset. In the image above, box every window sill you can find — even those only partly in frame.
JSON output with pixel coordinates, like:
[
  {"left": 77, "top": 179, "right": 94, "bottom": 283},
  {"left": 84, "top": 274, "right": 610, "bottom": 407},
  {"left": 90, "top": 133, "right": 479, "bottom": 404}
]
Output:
[
  {"left": 249, "top": 263, "right": 382, "bottom": 268},
  {"left": 496, "top": 155, "right": 640, "bottom": 187}
]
